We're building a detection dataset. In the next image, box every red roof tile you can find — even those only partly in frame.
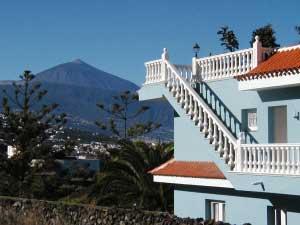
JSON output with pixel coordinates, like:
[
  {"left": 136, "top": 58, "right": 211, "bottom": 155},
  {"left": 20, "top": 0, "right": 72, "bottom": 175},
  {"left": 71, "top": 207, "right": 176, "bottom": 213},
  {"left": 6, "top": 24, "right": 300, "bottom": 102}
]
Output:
[
  {"left": 149, "top": 159, "right": 226, "bottom": 179},
  {"left": 236, "top": 48, "right": 300, "bottom": 80}
]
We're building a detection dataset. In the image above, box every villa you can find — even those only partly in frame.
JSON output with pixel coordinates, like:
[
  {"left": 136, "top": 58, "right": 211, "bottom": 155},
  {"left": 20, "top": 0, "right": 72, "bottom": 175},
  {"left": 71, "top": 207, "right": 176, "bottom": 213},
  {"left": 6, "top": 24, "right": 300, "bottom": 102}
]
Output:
[{"left": 138, "top": 36, "right": 300, "bottom": 225}]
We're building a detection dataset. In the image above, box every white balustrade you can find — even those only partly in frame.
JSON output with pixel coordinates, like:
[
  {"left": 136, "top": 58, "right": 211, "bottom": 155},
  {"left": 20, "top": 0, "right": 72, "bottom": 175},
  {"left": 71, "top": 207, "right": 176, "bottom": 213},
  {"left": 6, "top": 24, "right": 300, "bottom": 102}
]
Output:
[
  {"left": 236, "top": 144, "right": 300, "bottom": 175},
  {"left": 163, "top": 58, "right": 238, "bottom": 171},
  {"left": 174, "top": 64, "right": 193, "bottom": 82},
  {"left": 196, "top": 48, "right": 254, "bottom": 81},
  {"left": 144, "top": 60, "right": 164, "bottom": 84},
  {"left": 143, "top": 48, "right": 300, "bottom": 176},
  {"left": 145, "top": 61, "right": 193, "bottom": 85}
]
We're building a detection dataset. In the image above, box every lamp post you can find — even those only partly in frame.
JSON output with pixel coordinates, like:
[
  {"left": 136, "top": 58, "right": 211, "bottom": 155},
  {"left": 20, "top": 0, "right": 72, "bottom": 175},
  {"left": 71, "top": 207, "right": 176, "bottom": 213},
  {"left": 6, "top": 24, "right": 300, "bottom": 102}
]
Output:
[
  {"left": 193, "top": 43, "right": 200, "bottom": 58},
  {"left": 192, "top": 43, "right": 200, "bottom": 91}
]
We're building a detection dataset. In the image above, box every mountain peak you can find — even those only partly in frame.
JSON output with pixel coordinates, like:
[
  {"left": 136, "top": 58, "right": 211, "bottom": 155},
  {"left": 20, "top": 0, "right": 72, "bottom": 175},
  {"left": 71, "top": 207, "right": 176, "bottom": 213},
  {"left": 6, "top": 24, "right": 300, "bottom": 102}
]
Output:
[
  {"left": 35, "top": 59, "right": 139, "bottom": 91},
  {"left": 71, "top": 59, "right": 86, "bottom": 64}
]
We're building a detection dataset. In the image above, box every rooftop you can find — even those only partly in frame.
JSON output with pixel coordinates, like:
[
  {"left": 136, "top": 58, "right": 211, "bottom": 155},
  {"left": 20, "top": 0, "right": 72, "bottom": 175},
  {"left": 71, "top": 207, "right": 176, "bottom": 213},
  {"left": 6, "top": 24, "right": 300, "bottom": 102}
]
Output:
[
  {"left": 149, "top": 159, "right": 226, "bottom": 179},
  {"left": 237, "top": 46, "right": 300, "bottom": 81}
]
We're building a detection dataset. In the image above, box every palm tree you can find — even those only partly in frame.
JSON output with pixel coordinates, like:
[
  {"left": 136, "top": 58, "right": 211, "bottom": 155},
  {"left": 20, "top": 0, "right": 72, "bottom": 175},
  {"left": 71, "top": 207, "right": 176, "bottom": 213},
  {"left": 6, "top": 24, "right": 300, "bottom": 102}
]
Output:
[
  {"left": 217, "top": 26, "right": 239, "bottom": 52},
  {"left": 91, "top": 141, "right": 174, "bottom": 211}
]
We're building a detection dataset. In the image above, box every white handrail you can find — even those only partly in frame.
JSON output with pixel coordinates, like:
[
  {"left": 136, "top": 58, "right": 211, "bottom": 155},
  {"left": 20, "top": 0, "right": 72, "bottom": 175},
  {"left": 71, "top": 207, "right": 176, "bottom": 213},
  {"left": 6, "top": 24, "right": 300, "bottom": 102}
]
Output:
[
  {"left": 236, "top": 143, "right": 300, "bottom": 175},
  {"left": 196, "top": 48, "right": 254, "bottom": 81},
  {"left": 165, "top": 60, "right": 237, "bottom": 146}
]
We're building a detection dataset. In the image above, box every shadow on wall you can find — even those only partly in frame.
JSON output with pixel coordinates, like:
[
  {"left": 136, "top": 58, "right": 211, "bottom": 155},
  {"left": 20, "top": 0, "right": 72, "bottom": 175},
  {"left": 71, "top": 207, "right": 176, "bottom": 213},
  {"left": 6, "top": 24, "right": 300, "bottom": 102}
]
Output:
[
  {"left": 199, "top": 82, "right": 257, "bottom": 144},
  {"left": 258, "top": 86, "right": 300, "bottom": 102}
]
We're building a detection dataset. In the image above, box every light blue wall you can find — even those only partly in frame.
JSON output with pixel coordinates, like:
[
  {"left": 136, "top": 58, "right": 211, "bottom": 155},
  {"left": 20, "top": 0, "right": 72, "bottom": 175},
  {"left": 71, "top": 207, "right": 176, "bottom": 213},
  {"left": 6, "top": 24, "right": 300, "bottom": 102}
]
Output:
[
  {"left": 205, "top": 79, "right": 300, "bottom": 143},
  {"left": 138, "top": 81, "right": 300, "bottom": 224},
  {"left": 175, "top": 187, "right": 300, "bottom": 225},
  {"left": 174, "top": 188, "right": 270, "bottom": 225}
]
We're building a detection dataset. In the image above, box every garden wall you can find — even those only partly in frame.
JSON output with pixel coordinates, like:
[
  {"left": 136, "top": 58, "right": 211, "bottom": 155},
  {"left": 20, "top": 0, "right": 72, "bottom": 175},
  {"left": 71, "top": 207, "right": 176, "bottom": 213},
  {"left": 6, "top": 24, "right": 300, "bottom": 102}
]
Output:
[{"left": 0, "top": 197, "right": 220, "bottom": 225}]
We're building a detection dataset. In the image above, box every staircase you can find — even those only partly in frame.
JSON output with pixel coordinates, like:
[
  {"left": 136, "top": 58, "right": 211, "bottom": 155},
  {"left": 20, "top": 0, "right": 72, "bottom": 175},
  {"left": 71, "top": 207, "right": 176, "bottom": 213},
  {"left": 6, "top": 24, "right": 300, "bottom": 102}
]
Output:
[
  {"left": 145, "top": 55, "right": 238, "bottom": 170},
  {"left": 143, "top": 47, "right": 300, "bottom": 176}
]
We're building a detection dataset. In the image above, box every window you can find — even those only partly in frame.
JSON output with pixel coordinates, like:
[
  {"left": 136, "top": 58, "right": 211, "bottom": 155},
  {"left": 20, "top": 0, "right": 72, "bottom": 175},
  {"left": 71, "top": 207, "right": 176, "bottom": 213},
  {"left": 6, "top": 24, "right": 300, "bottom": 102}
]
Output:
[
  {"left": 274, "top": 208, "right": 287, "bottom": 225},
  {"left": 242, "top": 108, "right": 258, "bottom": 131},
  {"left": 207, "top": 200, "right": 225, "bottom": 222},
  {"left": 268, "top": 207, "right": 287, "bottom": 225}
]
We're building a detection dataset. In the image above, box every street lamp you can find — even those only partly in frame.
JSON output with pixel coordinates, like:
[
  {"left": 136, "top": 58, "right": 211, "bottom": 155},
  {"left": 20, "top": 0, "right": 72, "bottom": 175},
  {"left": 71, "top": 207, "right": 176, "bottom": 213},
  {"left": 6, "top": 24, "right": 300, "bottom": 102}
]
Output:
[{"left": 193, "top": 43, "right": 200, "bottom": 58}]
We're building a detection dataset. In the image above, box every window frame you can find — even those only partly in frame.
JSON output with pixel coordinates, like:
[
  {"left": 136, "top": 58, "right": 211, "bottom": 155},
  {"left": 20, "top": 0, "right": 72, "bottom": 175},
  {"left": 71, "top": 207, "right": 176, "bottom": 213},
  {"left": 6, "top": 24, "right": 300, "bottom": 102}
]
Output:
[
  {"left": 207, "top": 200, "right": 225, "bottom": 222},
  {"left": 242, "top": 108, "right": 258, "bottom": 132}
]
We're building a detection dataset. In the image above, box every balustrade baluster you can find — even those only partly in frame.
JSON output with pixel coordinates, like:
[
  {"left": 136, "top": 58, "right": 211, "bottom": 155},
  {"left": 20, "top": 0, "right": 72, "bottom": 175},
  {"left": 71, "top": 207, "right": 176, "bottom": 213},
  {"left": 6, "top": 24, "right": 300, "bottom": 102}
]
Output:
[
  {"left": 286, "top": 147, "right": 290, "bottom": 174},
  {"left": 154, "top": 63, "right": 158, "bottom": 81},
  {"left": 193, "top": 102, "right": 199, "bottom": 122},
  {"left": 226, "top": 56, "right": 229, "bottom": 75},
  {"left": 154, "top": 64, "right": 157, "bottom": 81},
  {"left": 200, "top": 61, "right": 206, "bottom": 79},
  {"left": 212, "top": 123, "right": 218, "bottom": 146},
  {"left": 180, "top": 85, "right": 185, "bottom": 104},
  {"left": 166, "top": 68, "right": 172, "bottom": 88},
  {"left": 212, "top": 59, "right": 215, "bottom": 78},
  {"left": 271, "top": 148, "right": 276, "bottom": 173},
  {"left": 203, "top": 111, "right": 208, "bottom": 134},
  {"left": 183, "top": 91, "right": 189, "bottom": 112},
  {"left": 175, "top": 80, "right": 181, "bottom": 100},
  {"left": 248, "top": 147, "right": 253, "bottom": 172},
  {"left": 265, "top": 147, "right": 269, "bottom": 173},
  {"left": 229, "top": 143, "right": 234, "bottom": 168},
  {"left": 242, "top": 53, "right": 246, "bottom": 73},
  {"left": 280, "top": 147, "right": 285, "bottom": 174},
  {"left": 208, "top": 60, "right": 212, "bottom": 78},
  {"left": 257, "top": 147, "right": 261, "bottom": 173},
  {"left": 207, "top": 118, "right": 213, "bottom": 140},
  {"left": 223, "top": 137, "right": 229, "bottom": 160},
  {"left": 217, "top": 130, "right": 223, "bottom": 154},
  {"left": 215, "top": 59, "right": 219, "bottom": 78},
  {"left": 188, "top": 95, "right": 194, "bottom": 116},
  {"left": 233, "top": 55, "right": 237, "bottom": 75},
  {"left": 291, "top": 147, "right": 296, "bottom": 174},
  {"left": 276, "top": 147, "right": 280, "bottom": 174},
  {"left": 197, "top": 106, "right": 203, "bottom": 129},
  {"left": 252, "top": 147, "right": 257, "bottom": 172},
  {"left": 243, "top": 148, "right": 248, "bottom": 172},
  {"left": 171, "top": 76, "right": 177, "bottom": 94}
]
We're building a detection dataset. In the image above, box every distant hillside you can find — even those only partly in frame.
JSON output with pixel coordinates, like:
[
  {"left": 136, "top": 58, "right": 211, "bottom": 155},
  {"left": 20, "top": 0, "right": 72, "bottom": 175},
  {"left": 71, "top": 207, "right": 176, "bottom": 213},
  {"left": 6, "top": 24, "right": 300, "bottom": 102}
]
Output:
[{"left": 0, "top": 60, "right": 173, "bottom": 141}]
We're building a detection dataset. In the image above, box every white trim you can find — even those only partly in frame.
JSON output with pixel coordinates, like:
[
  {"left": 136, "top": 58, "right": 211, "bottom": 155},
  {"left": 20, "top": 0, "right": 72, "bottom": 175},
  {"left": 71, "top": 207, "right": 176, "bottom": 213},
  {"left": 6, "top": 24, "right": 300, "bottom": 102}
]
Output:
[
  {"left": 153, "top": 175, "right": 234, "bottom": 188},
  {"left": 278, "top": 44, "right": 300, "bottom": 52},
  {"left": 238, "top": 72, "right": 300, "bottom": 91}
]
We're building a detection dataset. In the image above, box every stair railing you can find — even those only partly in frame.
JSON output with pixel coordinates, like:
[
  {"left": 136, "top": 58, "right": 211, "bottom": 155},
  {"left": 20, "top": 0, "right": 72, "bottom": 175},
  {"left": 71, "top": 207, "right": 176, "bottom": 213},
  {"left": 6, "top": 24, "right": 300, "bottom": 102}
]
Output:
[{"left": 164, "top": 59, "right": 238, "bottom": 169}]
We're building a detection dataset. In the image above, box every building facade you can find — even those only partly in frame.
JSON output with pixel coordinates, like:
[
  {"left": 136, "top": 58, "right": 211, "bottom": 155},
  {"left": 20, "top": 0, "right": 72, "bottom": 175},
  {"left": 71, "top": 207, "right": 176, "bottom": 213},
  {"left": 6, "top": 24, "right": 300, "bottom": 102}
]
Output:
[{"left": 139, "top": 37, "right": 300, "bottom": 225}]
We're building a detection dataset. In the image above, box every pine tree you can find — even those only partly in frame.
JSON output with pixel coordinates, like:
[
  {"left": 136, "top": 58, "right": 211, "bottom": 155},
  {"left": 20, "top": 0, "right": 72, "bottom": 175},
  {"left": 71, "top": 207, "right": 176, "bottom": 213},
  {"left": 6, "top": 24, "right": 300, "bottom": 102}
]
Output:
[
  {"left": 95, "top": 90, "right": 161, "bottom": 139},
  {"left": 250, "top": 24, "right": 280, "bottom": 48},
  {"left": 0, "top": 71, "right": 67, "bottom": 183},
  {"left": 217, "top": 26, "right": 239, "bottom": 52}
]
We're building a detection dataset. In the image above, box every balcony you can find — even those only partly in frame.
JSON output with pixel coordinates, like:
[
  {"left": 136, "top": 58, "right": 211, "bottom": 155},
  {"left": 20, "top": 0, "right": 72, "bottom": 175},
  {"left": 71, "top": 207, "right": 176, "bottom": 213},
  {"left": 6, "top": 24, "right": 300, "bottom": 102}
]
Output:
[{"left": 235, "top": 143, "right": 300, "bottom": 176}]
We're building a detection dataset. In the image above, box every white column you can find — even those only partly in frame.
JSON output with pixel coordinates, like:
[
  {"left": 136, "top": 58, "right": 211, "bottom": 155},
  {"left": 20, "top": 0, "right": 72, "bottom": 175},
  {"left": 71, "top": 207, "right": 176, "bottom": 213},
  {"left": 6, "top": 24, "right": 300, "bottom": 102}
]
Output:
[
  {"left": 235, "top": 132, "right": 245, "bottom": 172},
  {"left": 252, "top": 35, "right": 263, "bottom": 68}
]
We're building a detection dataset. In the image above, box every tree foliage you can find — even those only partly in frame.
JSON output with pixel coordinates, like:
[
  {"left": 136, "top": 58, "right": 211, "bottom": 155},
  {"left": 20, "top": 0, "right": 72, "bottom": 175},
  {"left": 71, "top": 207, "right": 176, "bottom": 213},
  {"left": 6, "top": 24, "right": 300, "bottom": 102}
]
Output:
[
  {"left": 250, "top": 24, "right": 280, "bottom": 48},
  {"left": 217, "top": 26, "right": 239, "bottom": 52},
  {"left": 91, "top": 141, "right": 174, "bottom": 211},
  {"left": 95, "top": 90, "right": 161, "bottom": 139},
  {"left": 0, "top": 71, "right": 67, "bottom": 185}
]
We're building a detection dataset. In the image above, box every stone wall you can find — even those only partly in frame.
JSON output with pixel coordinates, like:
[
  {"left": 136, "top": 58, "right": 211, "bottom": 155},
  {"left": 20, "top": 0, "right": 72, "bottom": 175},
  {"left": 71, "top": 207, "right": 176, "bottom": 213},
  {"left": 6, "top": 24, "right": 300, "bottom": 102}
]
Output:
[{"left": 0, "top": 197, "right": 235, "bottom": 225}]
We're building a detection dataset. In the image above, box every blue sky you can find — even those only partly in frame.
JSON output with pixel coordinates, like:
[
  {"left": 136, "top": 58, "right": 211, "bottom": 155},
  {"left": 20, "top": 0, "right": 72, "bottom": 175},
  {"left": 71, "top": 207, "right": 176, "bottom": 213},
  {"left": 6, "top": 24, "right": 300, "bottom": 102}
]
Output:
[{"left": 0, "top": 0, "right": 299, "bottom": 86}]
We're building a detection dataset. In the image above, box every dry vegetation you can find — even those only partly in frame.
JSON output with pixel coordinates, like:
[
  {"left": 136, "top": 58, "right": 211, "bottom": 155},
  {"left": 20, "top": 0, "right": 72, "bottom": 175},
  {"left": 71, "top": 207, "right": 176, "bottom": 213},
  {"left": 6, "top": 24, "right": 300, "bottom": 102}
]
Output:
[{"left": 0, "top": 209, "right": 66, "bottom": 225}]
